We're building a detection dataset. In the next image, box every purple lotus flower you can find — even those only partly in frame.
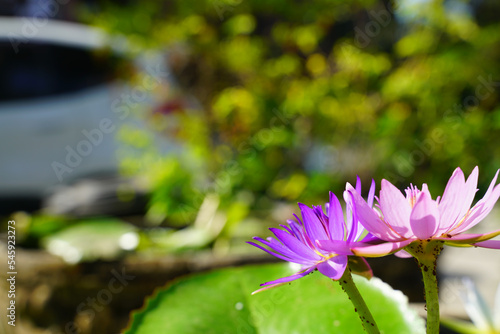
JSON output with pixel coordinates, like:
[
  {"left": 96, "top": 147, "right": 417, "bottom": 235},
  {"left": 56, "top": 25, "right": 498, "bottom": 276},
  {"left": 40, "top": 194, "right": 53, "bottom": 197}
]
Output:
[
  {"left": 332, "top": 167, "right": 500, "bottom": 257},
  {"left": 248, "top": 178, "right": 377, "bottom": 291}
]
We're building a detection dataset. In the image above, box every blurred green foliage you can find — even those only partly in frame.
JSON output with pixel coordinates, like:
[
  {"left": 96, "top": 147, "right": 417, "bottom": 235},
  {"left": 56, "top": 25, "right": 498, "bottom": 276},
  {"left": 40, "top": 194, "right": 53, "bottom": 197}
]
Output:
[{"left": 84, "top": 0, "right": 500, "bottom": 230}]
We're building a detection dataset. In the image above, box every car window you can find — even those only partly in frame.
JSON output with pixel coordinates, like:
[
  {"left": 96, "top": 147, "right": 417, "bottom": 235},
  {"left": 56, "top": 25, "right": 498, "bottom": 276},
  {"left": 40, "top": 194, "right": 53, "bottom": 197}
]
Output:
[{"left": 0, "top": 41, "right": 123, "bottom": 101}]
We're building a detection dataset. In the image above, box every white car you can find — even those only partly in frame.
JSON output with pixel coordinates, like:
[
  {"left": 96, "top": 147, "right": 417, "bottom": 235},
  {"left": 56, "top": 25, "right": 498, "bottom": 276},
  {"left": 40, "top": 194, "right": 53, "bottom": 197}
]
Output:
[{"left": 0, "top": 17, "right": 182, "bottom": 214}]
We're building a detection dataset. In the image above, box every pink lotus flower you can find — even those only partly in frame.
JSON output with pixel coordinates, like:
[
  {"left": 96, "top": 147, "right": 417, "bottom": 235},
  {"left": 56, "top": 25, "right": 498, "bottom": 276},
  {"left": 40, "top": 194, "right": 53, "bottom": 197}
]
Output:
[{"left": 324, "top": 167, "right": 500, "bottom": 257}]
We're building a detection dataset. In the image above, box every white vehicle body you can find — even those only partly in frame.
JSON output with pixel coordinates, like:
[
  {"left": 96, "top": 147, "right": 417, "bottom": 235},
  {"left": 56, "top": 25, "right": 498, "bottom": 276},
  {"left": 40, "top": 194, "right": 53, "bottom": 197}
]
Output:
[{"left": 0, "top": 17, "right": 172, "bottom": 205}]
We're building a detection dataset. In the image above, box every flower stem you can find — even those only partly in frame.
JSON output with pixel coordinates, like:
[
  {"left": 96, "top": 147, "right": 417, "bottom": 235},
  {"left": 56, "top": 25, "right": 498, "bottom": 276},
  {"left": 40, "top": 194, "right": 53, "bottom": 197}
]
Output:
[
  {"left": 406, "top": 240, "right": 444, "bottom": 334},
  {"left": 338, "top": 269, "right": 380, "bottom": 334},
  {"left": 420, "top": 257, "right": 440, "bottom": 334}
]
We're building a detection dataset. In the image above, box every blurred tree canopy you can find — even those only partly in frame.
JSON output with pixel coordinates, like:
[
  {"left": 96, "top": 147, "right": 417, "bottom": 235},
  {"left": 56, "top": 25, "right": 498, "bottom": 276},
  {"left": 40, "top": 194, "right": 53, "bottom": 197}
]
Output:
[{"left": 84, "top": 0, "right": 500, "bottom": 227}]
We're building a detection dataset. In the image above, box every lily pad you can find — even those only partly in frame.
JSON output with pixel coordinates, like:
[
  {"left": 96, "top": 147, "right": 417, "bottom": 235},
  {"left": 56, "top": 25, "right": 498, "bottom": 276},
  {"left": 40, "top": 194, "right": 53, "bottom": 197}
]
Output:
[
  {"left": 125, "top": 263, "right": 424, "bottom": 334},
  {"left": 41, "top": 218, "right": 138, "bottom": 263}
]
